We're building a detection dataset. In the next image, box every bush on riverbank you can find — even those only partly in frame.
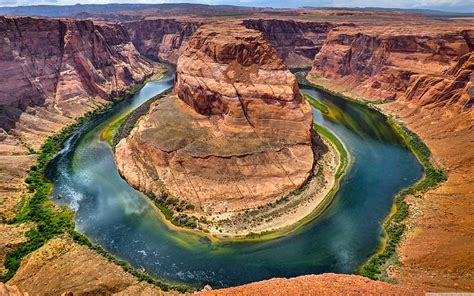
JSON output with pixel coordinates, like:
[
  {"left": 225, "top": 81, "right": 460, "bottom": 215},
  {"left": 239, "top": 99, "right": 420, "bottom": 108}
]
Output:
[
  {"left": 1, "top": 104, "right": 115, "bottom": 282},
  {"left": 359, "top": 114, "right": 447, "bottom": 281},
  {"left": 300, "top": 71, "right": 448, "bottom": 282},
  {"left": 146, "top": 192, "right": 199, "bottom": 229},
  {"left": 1, "top": 84, "right": 194, "bottom": 292}
]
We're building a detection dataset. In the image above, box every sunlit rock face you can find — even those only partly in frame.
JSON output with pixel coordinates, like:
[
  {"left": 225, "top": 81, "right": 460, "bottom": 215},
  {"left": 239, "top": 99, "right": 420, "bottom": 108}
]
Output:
[
  {"left": 311, "top": 25, "right": 473, "bottom": 107},
  {"left": 115, "top": 23, "right": 316, "bottom": 216},
  {"left": 0, "top": 16, "right": 154, "bottom": 147}
]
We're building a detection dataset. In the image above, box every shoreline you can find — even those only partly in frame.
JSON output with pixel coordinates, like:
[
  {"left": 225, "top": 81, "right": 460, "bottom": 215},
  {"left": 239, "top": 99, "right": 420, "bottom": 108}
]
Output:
[
  {"left": 121, "top": 120, "right": 352, "bottom": 243},
  {"left": 303, "top": 73, "right": 447, "bottom": 282},
  {"left": 110, "top": 88, "right": 352, "bottom": 242},
  {"left": 1, "top": 67, "right": 193, "bottom": 292}
]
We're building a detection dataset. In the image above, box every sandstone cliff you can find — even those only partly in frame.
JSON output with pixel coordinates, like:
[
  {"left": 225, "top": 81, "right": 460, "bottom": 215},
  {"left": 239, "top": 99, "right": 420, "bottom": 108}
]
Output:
[
  {"left": 243, "top": 19, "right": 336, "bottom": 68},
  {"left": 115, "top": 23, "right": 315, "bottom": 235},
  {"left": 0, "top": 16, "right": 155, "bottom": 148},
  {"left": 123, "top": 18, "right": 341, "bottom": 68},
  {"left": 403, "top": 51, "right": 473, "bottom": 108},
  {"left": 124, "top": 19, "right": 200, "bottom": 63},
  {"left": 0, "top": 15, "right": 156, "bottom": 221},
  {"left": 308, "top": 20, "right": 474, "bottom": 291},
  {"left": 311, "top": 24, "right": 473, "bottom": 105},
  {"left": 0, "top": 16, "right": 157, "bottom": 283}
]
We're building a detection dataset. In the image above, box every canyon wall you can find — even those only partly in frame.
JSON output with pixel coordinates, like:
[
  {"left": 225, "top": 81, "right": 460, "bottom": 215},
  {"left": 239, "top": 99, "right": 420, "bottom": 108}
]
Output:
[
  {"left": 0, "top": 16, "right": 155, "bottom": 148},
  {"left": 243, "top": 19, "right": 336, "bottom": 68},
  {"left": 309, "top": 21, "right": 474, "bottom": 291},
  {"left": 311, "top": 25, "right": 473, "bottom": 105},
  {"left": 0, "top": 16, "right": 157, "bottom": 287},
  {"left": 124, "top": 19, "right": 200, "bottom": 63},
  {"left": 115, "top": 23, "right": 315, "bottom": 234},
  {"left": 123, "top": 18, "right": 338, "bottom": 68}
]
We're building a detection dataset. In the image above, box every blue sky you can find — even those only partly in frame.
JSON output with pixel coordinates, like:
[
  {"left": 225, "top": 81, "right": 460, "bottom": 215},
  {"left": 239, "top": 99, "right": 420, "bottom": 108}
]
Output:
[{"left": 0, "top": 0, "right": 472, "bottom": 12}]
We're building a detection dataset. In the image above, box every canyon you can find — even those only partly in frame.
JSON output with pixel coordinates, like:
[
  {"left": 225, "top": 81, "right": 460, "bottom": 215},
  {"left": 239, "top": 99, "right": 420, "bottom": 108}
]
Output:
[{"left": 0, "top": 5, "right": 472, "bottom": 295}]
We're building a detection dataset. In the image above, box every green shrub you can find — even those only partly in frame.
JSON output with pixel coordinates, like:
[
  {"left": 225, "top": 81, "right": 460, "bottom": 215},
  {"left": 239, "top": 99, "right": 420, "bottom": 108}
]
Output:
[{"left": 359, "top": 119, "right": 447, "bottom": 281}]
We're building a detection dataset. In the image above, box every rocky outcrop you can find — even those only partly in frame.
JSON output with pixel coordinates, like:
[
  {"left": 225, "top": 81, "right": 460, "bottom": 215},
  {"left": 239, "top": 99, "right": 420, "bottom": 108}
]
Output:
[
  {"left": 0, "top": 16, "right": 155, "bottom": 148},
  {"left": 7, "top": 237, "right": 162, "bottom": 295},
  {"left": 403, "top": 51, "right": 473, "bottom": 108},
  {"left": 0, "top": 283, "right": 27, "bottom": 296},
  {"left": 243, "top": 19, "right": 336, "bottom": 68},
  {"left": 115, "top": 23, "right": 315, "bottom": 235},
  {"left": 124, "top": 19, "right": 200, "bottom": 63},
  {"left": 198, "top": 274, "right": 423, "bottom": 295},
  {"left": 312, "top": 25, "right": 473, "bottom": 105}
]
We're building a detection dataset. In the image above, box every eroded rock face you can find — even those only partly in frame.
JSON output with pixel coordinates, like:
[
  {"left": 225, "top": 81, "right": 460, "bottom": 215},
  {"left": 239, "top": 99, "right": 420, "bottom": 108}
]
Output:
[
  {"left": 0, "top": 16, "right": 156, "bottom": 282},
  {"left": 124, "top": 18, "right": 337, "bottom": 68},
  {"left": 403, "top": 51, "right": 474, "bottom": 108},
  {"left": 125, "top": 19, "right": 200, "bottom": 63},
  {"left": 312, "top": 25, "right": 473, "bottom": 105},
  {"left": 243, "top": 19, "right": 336, "bottom": 68},
  {"left": 0, "top": 16, "right": 155, "bottom": 148},
  {"left": 116, "top": 23, "right": 314, "bottom": 221},
  {"left": 308, "top": 22, "right": 474, "bottom": 292}
]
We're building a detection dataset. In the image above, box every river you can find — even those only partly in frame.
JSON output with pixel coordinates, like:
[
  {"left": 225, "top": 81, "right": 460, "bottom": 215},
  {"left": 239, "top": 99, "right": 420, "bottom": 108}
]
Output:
[{"left": 46, "top": 72, "right": 423, "bottom": 288}]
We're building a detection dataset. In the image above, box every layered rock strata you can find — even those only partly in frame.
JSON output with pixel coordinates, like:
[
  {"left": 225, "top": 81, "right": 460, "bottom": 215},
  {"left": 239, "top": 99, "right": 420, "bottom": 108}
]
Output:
[
  {"left": 0, "top": 15, "right": 157, "bottom": 221},
  {"left": 311, "top": 25, "right": 473, "bottom": 104},
  {"left": 0, "top": 15, "right": 157, "bottom": 285},
  {"left": 124, "top": 19, "right": 200, "bottom": 63},
  {"left": 115, "top": 23, "right": 315, "bottom": 234},
  {"left": 308, "top": 21, "right": 474, "bottom": 291},
  {"left": 0, "top": 16, "right": 155, "bottom": 148},
  {"left": 243, "top": 19, "right": 336, "bottom": 68}
]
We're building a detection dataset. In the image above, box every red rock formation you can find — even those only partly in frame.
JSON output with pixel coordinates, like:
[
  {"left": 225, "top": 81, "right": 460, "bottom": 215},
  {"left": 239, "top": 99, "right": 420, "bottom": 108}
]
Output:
[
  {"left": 309, "top": 20, "right": 474, "bottom": 292},
  {"left": 0, "top": 16, "right": 157, "bottom": 267},
  {"left": 312, "top": 25, "right": 473, "bottom": 104},
  {"left": 124, "top": 19, "right": 200, "bottom": 63},
  {"left": 0, "top": 282, "right": 27, "bottom": 296},
  {"left": 124, "top": 18, "right": 338, "bottom": 68},
  {"left": 198, "top": 274, "right": 423, "bottom": 295},
  {"left": 403, "top": 51, "right": 473, "bottom": 107},
  {"left": 243, "top": 19, "right": 336, "bottom": 68},
  {"left": 115, "top": 23, "right": 315, "bottom": 235},
  {"left": 0, "top": 16, "right": 155, "bottom": 148}
]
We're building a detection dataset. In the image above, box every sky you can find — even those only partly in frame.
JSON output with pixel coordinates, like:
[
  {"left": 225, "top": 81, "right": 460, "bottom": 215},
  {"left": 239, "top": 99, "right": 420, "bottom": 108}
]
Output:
[{"left": 0, "top": 0, "right": 472, "bottom": 12}]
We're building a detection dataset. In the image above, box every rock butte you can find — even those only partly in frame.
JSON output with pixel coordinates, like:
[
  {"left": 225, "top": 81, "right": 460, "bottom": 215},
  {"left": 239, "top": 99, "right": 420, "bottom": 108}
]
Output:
[{"left": 115, "top": 23, "right": 316, "bottom": 227}]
